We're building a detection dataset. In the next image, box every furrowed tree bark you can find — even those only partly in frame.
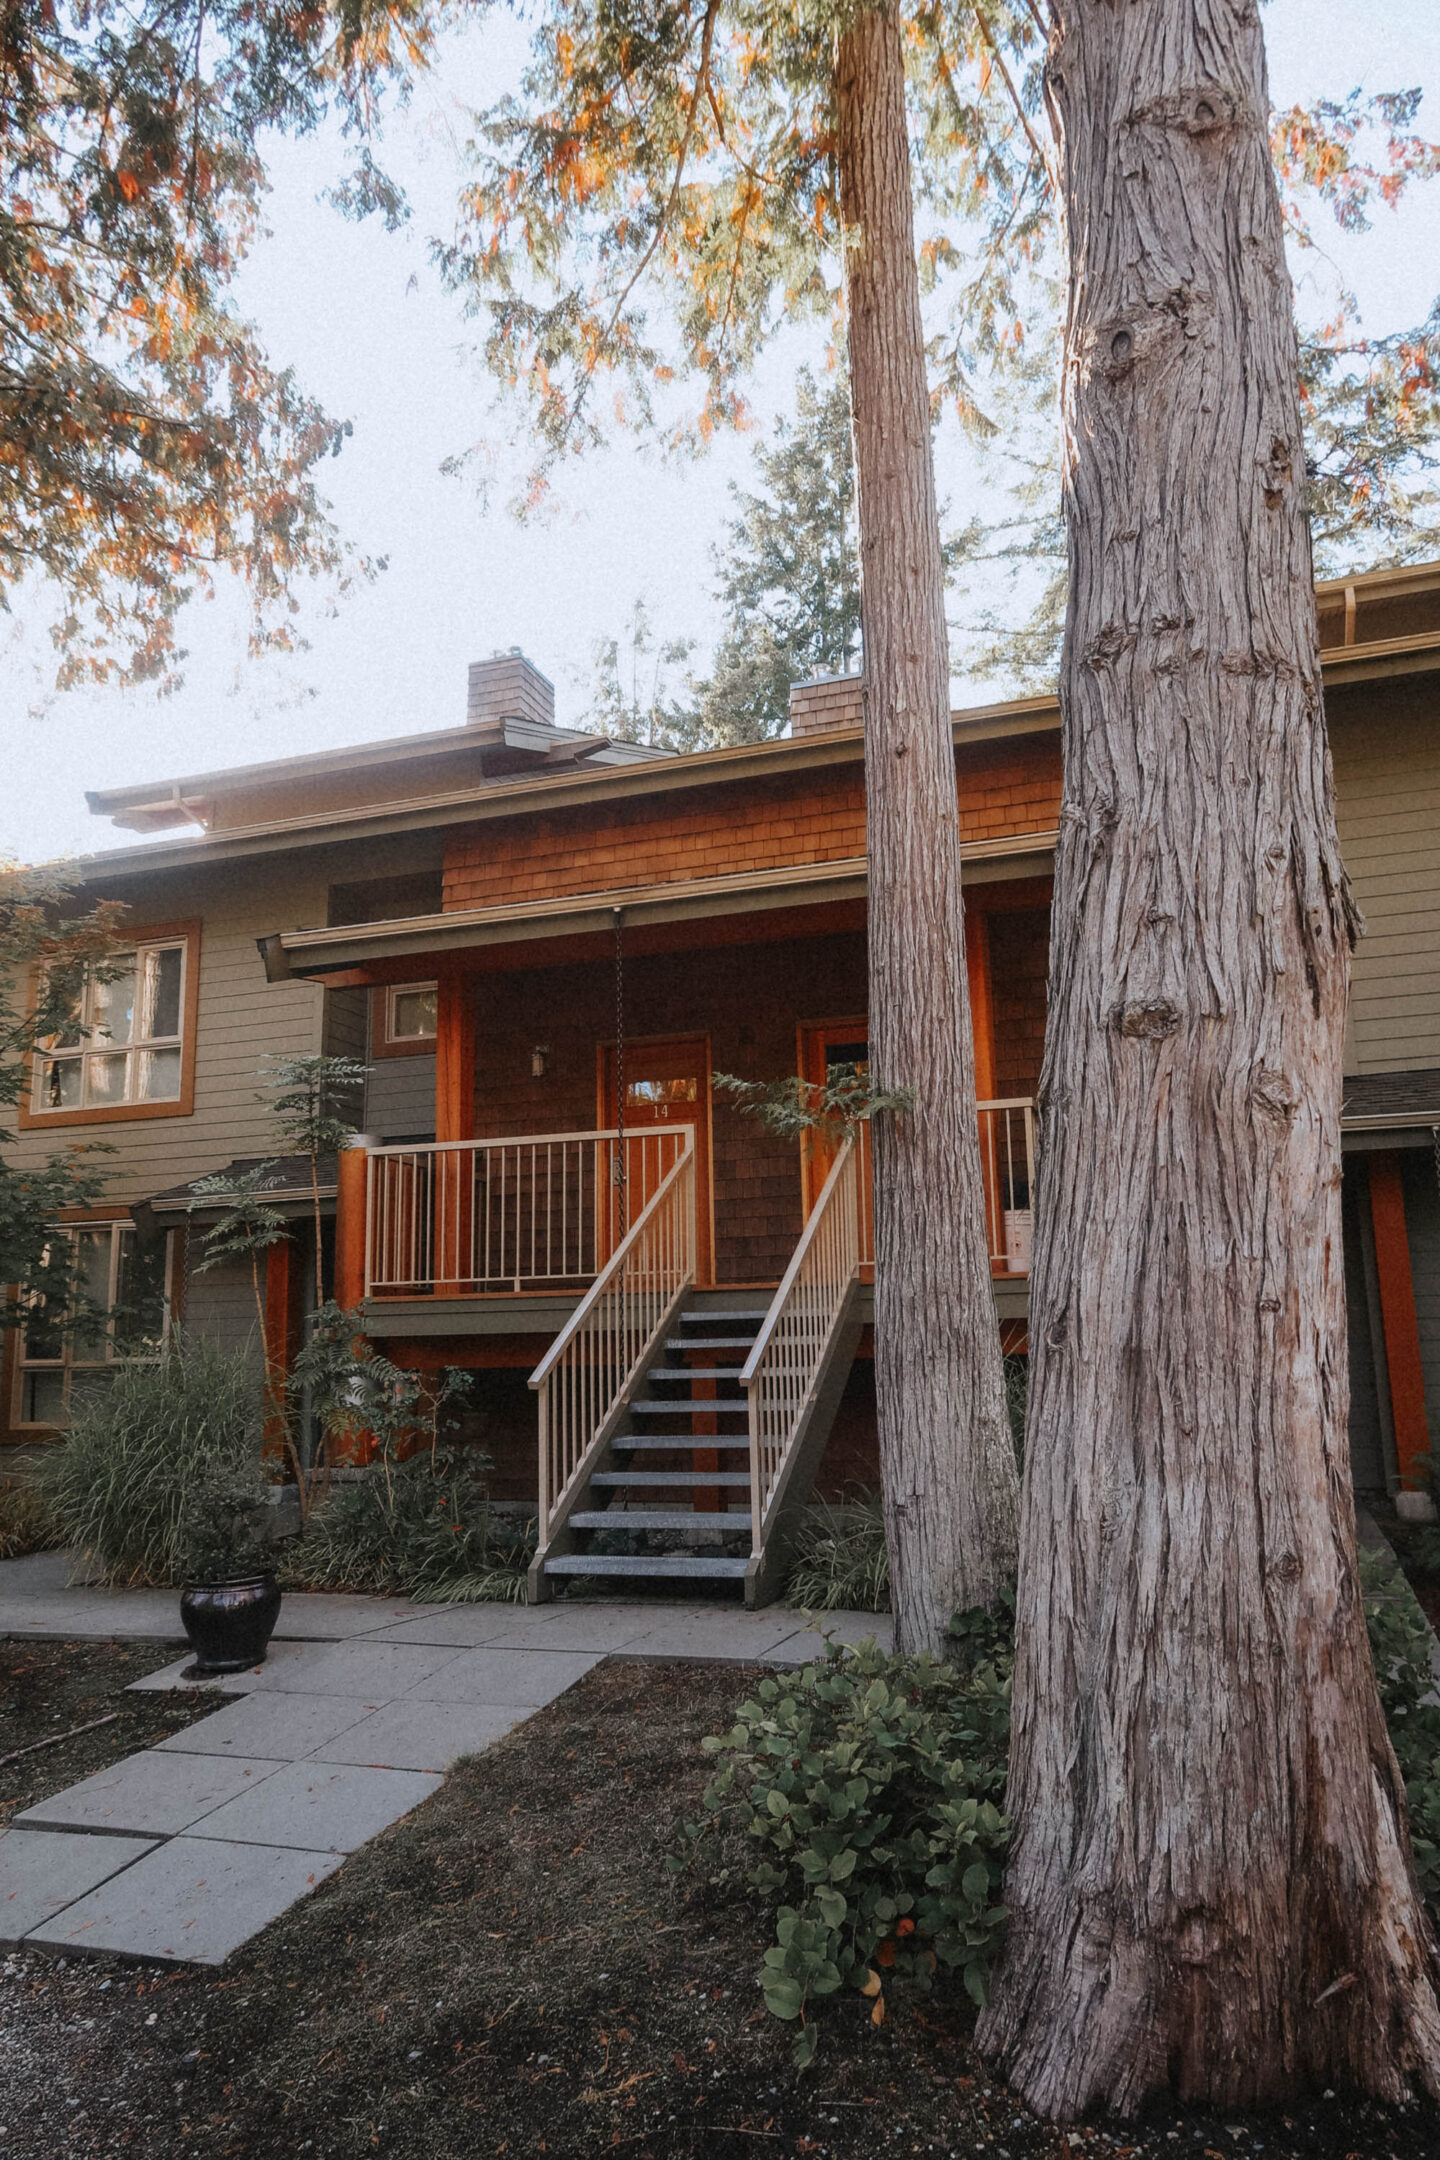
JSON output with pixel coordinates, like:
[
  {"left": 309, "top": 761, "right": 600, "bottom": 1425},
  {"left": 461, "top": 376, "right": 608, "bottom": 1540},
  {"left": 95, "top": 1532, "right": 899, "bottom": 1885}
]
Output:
[
  {"left": 978, "top": 0, "right": 1440, "bottom": 2116},
  {"left": 835, "top": 4, "right": 1019, "bottom": 1653}
]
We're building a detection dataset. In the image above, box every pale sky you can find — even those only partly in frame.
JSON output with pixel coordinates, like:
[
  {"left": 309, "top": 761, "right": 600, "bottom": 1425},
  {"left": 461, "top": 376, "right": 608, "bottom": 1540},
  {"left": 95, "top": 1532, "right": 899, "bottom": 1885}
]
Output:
[{"left": 4, "top": 0, "right": 1439, "bottom": 867}]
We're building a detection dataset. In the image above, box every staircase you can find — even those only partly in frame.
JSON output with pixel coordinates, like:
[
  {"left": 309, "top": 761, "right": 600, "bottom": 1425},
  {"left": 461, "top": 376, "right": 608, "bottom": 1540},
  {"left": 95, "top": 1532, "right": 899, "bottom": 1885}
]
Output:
[
  {"left": 528, "top": 1127, "right": 867, "bottom": 1608},
  {"left": 538, "top": 1292, "right": 765, "bottom": 1592}
]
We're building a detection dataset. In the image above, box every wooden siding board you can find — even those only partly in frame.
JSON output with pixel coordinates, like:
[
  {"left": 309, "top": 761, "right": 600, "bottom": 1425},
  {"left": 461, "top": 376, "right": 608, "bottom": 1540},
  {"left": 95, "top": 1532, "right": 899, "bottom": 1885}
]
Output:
[{"left": 1331, "top": 693, "right": 1440, "bottom": 1074}]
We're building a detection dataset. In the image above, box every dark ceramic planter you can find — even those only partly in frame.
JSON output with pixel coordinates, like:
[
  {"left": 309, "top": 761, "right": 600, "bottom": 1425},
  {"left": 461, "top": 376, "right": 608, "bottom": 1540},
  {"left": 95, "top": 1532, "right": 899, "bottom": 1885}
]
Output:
[{"left": 179, "top": 1572, "right": 282, "bottom": 1675}]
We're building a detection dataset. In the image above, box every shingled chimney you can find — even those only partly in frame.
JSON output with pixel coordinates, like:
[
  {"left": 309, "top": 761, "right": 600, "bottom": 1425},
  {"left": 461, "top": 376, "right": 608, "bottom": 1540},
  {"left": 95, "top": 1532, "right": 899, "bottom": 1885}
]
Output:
[
  {"left": 788, "top": 671, "right": 864, "bottom": 738},
  {"left": 467, "top": 650, "right": 556, "bottom": 732}
]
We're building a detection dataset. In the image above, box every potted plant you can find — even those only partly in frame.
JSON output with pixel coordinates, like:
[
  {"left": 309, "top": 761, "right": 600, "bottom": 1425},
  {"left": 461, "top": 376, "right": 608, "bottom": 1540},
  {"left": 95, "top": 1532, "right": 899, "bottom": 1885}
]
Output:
[{"left": 177, "top": 1465, "right": 283, "bottom": 1675}]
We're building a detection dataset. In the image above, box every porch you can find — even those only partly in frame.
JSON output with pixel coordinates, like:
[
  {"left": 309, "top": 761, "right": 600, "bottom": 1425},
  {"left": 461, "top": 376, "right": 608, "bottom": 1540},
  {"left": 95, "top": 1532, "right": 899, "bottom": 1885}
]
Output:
[{"left": 306, "top": 902, "right": 1050, "bottom": 1601}]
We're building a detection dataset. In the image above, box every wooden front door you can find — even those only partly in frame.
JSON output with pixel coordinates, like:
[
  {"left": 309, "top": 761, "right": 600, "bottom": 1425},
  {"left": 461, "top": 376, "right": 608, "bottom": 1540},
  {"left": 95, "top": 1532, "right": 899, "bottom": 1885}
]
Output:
[
  {"left": 799, "top": 1018, "right": 873, "bottom": 1267},
  {"left": 600, "top": 1035, "right": 713, "bottom": 1284}
]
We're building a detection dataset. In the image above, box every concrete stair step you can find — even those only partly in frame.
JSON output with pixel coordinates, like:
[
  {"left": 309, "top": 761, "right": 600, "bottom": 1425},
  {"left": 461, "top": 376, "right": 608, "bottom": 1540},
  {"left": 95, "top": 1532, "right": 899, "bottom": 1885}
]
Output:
[
  {"left": 654, "top": 1366, "right": 747, "bottom": 1379},
  {"left": 569, "top": 1510, "right": 751, "bottom": 1532},
  {"left": 543, "top": 1554, "right": 750, "bottom": 1579},
  {"left": 591, "top": 1469, "right": 751, "bottom": 1487},
  {"left": 613, "top": 1433, "right": 750, "bottom": 1450},
  {"left": 630, "top": 1401, "right": 747, "bottom": 1416},
  {"left": 664, "top": 1338, "right": 755, "bottom": 1352}
]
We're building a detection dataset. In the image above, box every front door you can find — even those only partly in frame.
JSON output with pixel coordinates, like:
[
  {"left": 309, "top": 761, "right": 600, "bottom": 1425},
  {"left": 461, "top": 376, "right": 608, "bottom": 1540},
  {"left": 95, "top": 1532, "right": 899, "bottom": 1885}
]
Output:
[
  {"left": 799, "top": 1018, "right": 873, "bottom": 1267},
  {"left": 600, "top": 1035, "right": 714, "bottom": 1285}
]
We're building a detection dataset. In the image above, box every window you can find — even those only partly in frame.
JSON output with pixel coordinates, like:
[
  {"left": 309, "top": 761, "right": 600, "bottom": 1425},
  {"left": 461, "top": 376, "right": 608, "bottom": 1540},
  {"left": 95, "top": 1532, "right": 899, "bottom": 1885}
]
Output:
[
  {"left": 377, "top": 984, "right": 433, "bottom": 1041},
  {"left": 14, "top": 1223, "right": 171, "bottom": 1428},
  {"left": 28, "top": 928, "right": 197, "bottom": 1123}
]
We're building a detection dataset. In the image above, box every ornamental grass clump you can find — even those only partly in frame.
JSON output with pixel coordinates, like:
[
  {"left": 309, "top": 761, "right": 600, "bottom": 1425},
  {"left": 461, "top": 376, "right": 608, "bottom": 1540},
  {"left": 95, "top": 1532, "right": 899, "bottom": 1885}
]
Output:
[
  {"left": 0, "top": 1480, "right": 60, "bottom": 1560},
  {"left": 673, "top": 1619, "right": 1012, "bottom": 2065},
  {"left": 787, "top": 1496, "right": 890, "bottom": 1613},
  {"left": 41, "top": 1330, "right": 266, "bottom": 1586}
]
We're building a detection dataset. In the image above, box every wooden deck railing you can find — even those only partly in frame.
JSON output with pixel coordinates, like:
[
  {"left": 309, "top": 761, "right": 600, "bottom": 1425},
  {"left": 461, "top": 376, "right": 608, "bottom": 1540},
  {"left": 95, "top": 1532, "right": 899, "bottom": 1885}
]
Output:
[
  {"left": 529, "top": 1129, "right": 697, "bottom": 1547},
  {"left": 364, "top": 1128, "right": 690, "bottom": 1296},
  {"left": 742, "top": 1133, "right": 864, "bottom": 1551},
  {"left": 976, "top": 1098, "right": 1036, "bottom": 1274}
]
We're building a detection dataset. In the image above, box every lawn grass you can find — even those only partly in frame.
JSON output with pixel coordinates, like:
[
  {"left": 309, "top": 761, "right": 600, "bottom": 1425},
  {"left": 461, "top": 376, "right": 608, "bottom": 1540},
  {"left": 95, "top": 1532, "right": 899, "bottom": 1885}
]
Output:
[{"left": 2, "top": 1647, "right": 1439, "bottom": 2159}]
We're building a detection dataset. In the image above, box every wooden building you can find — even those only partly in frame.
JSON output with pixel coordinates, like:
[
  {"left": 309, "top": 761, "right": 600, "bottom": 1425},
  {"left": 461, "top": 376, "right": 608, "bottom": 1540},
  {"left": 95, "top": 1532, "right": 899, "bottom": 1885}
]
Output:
[{"left": 6, "top": 562, "right": 1440, "bottom": 1596}]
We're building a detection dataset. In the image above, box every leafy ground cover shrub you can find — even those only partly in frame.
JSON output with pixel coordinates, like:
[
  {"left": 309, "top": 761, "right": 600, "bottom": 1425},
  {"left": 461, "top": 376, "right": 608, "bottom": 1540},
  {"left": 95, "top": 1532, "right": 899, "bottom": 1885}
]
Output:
[
  {"left": 1361, "top": 1545, "right": 1440, "bottom": 1902},
  {"left": 0, "top": 1481, "right": 60, "bottom": 1560},
  {"left": 673, "top": 1614, "right": 1013, "bottom": 2064},
  {"left": 41, "top": 1332, "right": 267, "bottom": 1586},
  {"left": 279, "top": 1447, "right": 533, "bottom": 1603}
]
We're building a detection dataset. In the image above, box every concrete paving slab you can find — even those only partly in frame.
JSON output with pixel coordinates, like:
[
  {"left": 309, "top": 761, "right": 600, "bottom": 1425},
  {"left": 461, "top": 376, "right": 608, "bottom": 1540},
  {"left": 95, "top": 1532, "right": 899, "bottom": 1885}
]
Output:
[
  {"left": 125, "top": 1651, "right": 254, "bottom": 1695},
  {"left": 184, "top": 1761, "right": 441, "bottom": 1852},
  {"left": 616, "top": 1610, "right": 821, "bottom": 1663},
  {"left": 272, "top": 1594, "right": 421, "bottom": 1641},
  {"left": 0, "top": 1551, "right": 75, "bottom": 1596},
  {"left": 0, "top": 1827, "right": 157, "bottom": 1945},
  {"left": 155, "top": 1692, "right": 372, "bottom": 1761},
  {"left": 233, "top": 1639, "right": 466, "bottom": 1699},
  {"left": 16, "top": 1751, "right": 283, "bottom": 1838},
  {"left": 482, "top": 1605, "right": 671, "bottom": 1653},
  {"left": 307, "top": 1699, "right": 521, "bottom": 1772},
  {"left": 414, "top": 1646, "right": 601, "bottom": 1707},
  {"left": 27, "top": 1836, "right": 346, "bottom": 1965},
  {"left": 366, "top": 1605, "right": 535, "bottom": 1649},
  {"left": 772, "top": 1611, "right": 894, "bottom": 1659}
]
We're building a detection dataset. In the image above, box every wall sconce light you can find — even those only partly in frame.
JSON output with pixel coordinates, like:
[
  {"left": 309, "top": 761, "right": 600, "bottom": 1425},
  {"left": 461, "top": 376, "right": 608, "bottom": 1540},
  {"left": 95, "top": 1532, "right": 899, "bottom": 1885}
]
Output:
[{"left": 530, "top": 1045, "right": 551, "bottom": 1079}]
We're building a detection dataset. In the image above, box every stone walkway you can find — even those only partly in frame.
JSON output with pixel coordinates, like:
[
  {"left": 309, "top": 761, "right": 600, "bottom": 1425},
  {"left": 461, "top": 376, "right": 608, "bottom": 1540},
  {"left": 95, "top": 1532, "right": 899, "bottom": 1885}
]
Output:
[{"left": 0, "top": 1552, "right": 890, "bottom": 1967}]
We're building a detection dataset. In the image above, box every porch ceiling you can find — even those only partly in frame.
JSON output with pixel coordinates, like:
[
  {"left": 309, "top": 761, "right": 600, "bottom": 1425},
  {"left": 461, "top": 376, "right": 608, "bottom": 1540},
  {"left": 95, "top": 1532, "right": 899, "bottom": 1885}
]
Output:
[{"left": 262, "top": 833, "right": 1058, "bottom": 982}]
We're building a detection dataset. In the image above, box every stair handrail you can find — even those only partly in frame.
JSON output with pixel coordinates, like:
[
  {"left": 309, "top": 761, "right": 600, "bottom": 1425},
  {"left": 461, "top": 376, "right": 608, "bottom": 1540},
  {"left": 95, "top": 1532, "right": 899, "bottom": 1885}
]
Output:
[
  {"left": 741, "top": 1132, "right": 863, "bottom": 1547},
  {"left": 530, "top": 1125, "right": 697, "bottom": 1548}
]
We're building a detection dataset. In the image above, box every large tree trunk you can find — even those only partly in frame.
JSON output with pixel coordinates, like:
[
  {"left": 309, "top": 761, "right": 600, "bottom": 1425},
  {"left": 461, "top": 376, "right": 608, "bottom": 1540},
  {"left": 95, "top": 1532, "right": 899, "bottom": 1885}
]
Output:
[
  {"left": 834, "top": 5, "right": 1019, "bottom": 1653},
  {"left": 978, "top": 0, "right": 1440, "bottom": 2116}
]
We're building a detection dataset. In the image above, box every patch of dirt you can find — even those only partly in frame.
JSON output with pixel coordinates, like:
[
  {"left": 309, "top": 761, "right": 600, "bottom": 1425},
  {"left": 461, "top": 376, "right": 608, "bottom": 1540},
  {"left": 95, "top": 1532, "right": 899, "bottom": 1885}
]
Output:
[
  {"left": 0, "top": 1656, "right": 1437, "bottom": 2159},
  {"left": 0, "top": 1638, "right": 219, "bottom": 1823}
]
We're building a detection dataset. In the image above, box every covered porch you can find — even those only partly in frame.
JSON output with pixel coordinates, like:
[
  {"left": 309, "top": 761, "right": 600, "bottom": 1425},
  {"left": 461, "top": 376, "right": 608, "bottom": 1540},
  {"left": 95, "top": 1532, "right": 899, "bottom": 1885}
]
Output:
[{"left": 273, "top": 875, "right": 1048, "bottom": 1600}]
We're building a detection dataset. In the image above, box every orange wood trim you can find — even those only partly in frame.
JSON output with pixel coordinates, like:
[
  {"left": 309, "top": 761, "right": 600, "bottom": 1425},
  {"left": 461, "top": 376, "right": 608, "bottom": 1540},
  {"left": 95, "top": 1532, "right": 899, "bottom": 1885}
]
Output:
[
  {"left": 18, "top": 919, "right": 202, "bottom": 1131},
  {"left": 965, "top": 912, "right": 997, "bottom": 1102},
  {"left": 0, "top": 1308, "right": 20, "bottom": 1445},
  {"left": 435, "top": 975, "right": 476, "bottom": 1144},
  {"left": 263, "top": 1235, "right": 294, "bottom": 1452},
  {"left": 1368, "top": 1153, "right": 1433, "bottom": 1489},
  {"left": 962, "top": 875, "right": 1054, "bottom": 915},
  {"left": 369, "top": 984, "right": 440, "bottom": 1060},
  {"left": 334, "top": 1148, "right": 369, "bottom": 1310}
]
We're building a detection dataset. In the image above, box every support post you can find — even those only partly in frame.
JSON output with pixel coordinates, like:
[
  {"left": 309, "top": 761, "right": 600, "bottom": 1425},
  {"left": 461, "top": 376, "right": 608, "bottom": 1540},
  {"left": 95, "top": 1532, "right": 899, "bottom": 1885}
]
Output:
[
  {"left": 334, "top": 1141, "right": 369, "bottom": 1311},
  {"left": 1367, "top": 1151, "right": 1433, "bottom": 1501}
]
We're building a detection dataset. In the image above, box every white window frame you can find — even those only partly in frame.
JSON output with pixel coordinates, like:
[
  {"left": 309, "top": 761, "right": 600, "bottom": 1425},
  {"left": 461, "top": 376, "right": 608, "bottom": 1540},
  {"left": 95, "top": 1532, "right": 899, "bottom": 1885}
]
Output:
[
  {"left": 31, "top": 937, "right": 189, "bottom": 1116},
  {"left": 12, "top": 1223, "right": 174, "bottom": 1430},
  {"left": 384, "top": 981, "right": 439, "bottom": 1045}
]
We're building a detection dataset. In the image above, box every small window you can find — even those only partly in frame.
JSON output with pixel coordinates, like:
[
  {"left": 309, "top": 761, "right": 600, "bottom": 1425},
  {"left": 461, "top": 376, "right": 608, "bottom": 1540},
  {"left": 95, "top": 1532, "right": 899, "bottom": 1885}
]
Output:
[
  {"left": 386, "top": 984, "right": 438, "bottom": 1044},
  {"left": 31, "top": 937, "right": 189, "bottom": 1117},
  {"left": 626, "top": 1077, "right": 699, "bottom": 1107},
  {"left": 14, "top": 1223, "right": 172, "bottom": 1429}
]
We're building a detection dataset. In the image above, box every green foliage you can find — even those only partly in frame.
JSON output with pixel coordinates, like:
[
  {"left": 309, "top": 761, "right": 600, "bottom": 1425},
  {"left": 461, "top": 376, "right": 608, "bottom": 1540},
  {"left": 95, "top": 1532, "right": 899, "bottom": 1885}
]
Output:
[
  {"left": 40, "top": 1330, "right": 266, "bottom": 1586},
  {"left": 0, "top": 867, "right": 124, "bottom": 1318},
  {"left": 590, "top": 596, "right": 696, "bottom": 750},
  {"left": 714, "top": 1064, "right": 913, "bottom": 1141},
  {"left": 260, "top": 1055, "right": 368, "bottom": 1164},
  {"left": 788, "top": 1497, "right": 890, "bottom": 1614},
  {"left": 281, "top": 1445, "right": 532, "bottom": 1603},
  {"left": 0, "top": 1481, "right": 61, "bottom": 1560},
  {"left": 281, "top": 1305, "right": 532, "bottom": 1600},
  {"left": 673, "top": 1630, "right": 1012, "bottom": 2066},
  {"left": 690, "top": 367, "right": 860, "bottom": 746},
  {"left": 177, "top": 1463, "right": 276, "bottom": 1583},
  {"left": 189, "top": 1164, "right": 291, "bottom": 1286},
  {"left": 1, "top": 0, "right": 430, "bottom": 687},
  {"left": 1361, "top": 1547, "right": 1440, "bottom": 1905}
]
